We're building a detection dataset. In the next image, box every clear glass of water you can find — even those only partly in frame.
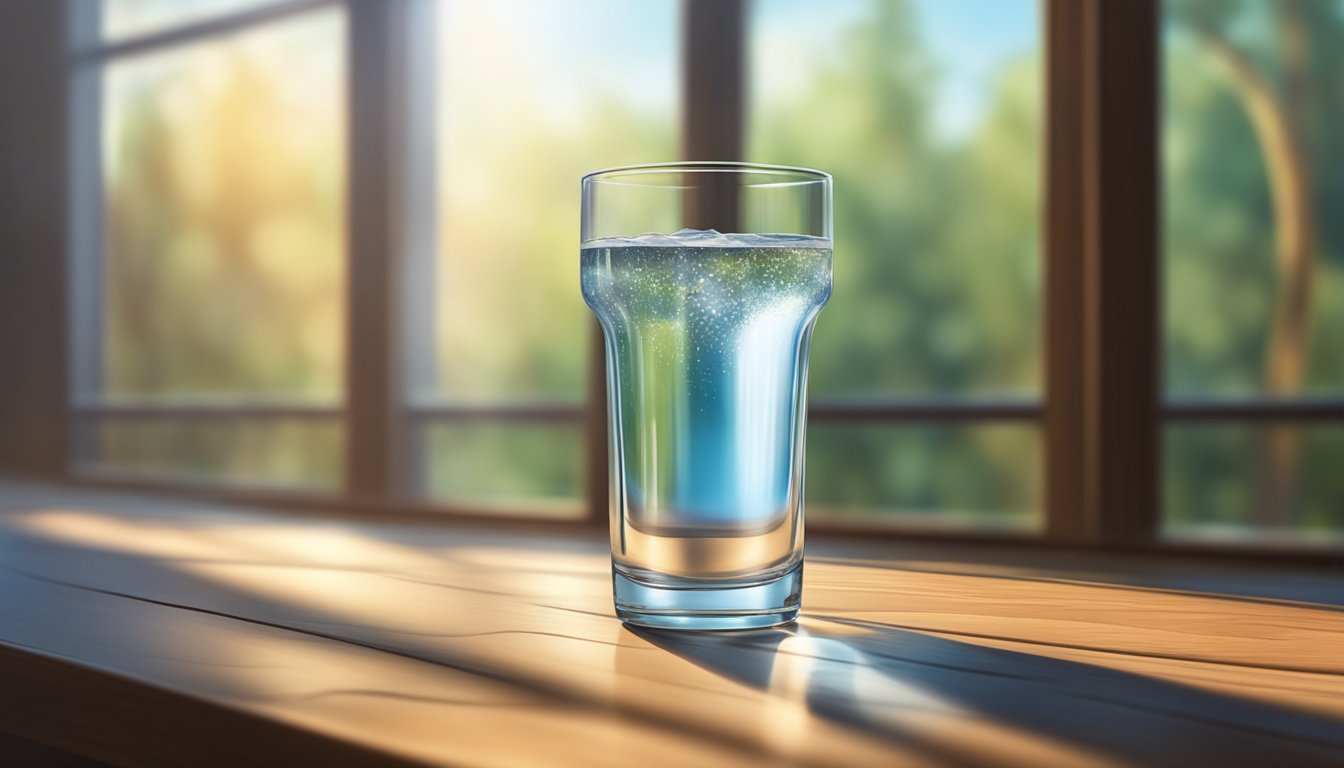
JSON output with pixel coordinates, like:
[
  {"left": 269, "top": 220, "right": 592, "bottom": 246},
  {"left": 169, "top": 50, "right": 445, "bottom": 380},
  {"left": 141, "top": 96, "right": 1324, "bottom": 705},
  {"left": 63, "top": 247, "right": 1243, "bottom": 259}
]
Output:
[{"left": 581, "top": 162, "right": 832, "bottom": 630}]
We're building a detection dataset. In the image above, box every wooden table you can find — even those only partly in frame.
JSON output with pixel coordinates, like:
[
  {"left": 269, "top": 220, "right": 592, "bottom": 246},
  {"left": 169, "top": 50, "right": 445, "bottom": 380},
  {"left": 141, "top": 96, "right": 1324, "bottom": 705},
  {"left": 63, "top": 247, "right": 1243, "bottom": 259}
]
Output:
[{"left": 1, "top": 479, "right": 1341, "bottom": 767}]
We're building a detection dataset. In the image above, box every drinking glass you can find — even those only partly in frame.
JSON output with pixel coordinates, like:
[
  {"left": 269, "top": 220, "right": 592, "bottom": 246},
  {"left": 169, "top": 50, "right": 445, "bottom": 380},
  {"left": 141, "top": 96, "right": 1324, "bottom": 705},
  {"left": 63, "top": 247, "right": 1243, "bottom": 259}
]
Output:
[{"left": 581, "top": 162, "right": 832, "bottom": 630}]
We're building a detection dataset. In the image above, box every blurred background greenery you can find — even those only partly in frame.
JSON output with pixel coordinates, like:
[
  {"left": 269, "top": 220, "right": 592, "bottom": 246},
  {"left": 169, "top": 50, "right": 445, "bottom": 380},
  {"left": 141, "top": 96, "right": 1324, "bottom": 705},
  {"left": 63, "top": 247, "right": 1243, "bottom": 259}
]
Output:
[
  {"left": 749, "top": 0, "right": 1042, "bottom": 529},
  {"left": 97, "top": 7, "right": 345, "bottom": 488},
  {"left": 1163, "top": 0, "right": 1344, "bottom": 541},
  {"left": 93, "top": 0, "right": 1341, "bottom": 541}
]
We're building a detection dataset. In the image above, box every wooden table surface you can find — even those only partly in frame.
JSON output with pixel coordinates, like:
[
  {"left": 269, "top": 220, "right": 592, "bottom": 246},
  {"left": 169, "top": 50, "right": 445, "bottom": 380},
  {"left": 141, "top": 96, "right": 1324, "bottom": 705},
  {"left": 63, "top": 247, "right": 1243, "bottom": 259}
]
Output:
[{"left": 0, "top": 479, "right": 1341, "bottom": 767}]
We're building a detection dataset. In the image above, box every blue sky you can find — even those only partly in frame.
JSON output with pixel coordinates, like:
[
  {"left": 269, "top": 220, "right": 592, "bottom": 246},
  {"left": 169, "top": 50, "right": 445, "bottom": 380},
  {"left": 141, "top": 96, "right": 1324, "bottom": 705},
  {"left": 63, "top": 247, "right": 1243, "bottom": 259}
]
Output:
[
  {"left": 752, "top": 0, "right": 1039, "bottom": 140},
  {"left": 914, "top": 0, "right": 1039, "bottom": 138}
]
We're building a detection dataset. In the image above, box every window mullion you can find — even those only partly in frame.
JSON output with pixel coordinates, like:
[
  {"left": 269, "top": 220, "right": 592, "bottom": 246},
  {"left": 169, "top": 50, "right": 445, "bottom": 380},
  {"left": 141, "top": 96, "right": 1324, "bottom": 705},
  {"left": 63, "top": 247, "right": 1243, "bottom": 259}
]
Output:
[
  {"left": 680, "top": 0, "right": 745, "bottom": 162},
  {"left": 1045, "top": 0, "right": 1160, "bottom": 544},
  {"left": 345, "top": 0, "right": 419, "bottom": 500},
  {"left": 1044, "top": 0, "right": 1089, "bottom": 541},
  {"left": 580, "top": 0, "right": 749, "bottom": 524},
  {"left": 1086, "top": 0, "right": 1160, "bottom": 544}
]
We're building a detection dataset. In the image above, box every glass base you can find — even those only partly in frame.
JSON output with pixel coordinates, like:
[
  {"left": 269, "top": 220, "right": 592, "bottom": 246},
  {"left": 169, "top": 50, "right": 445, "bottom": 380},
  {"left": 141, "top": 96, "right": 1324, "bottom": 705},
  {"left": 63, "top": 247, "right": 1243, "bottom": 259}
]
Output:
[{"left": 613, "top": 561, "right": 802, "bottom": 630}]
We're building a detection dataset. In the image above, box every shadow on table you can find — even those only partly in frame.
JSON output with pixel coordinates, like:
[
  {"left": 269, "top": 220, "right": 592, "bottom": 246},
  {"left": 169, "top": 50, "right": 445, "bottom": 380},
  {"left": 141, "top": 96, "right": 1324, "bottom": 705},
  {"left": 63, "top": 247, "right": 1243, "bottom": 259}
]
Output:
[
  {"left": 3, "top": 483, "right": 1341, "bottom": 766},
  {"left": 628, "top": 620, "right": 1344, "bottom": 767}
]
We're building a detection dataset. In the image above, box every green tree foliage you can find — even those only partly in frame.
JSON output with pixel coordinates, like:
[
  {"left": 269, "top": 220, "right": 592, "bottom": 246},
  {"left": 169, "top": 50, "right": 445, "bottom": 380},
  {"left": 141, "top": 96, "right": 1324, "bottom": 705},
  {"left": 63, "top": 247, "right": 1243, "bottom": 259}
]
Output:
[
  {"left": 106, "top": 19, "right": 344, "bottom": 399},
  {"left": 750, "top": 0, "right": 1042, "bottom": 525},
  {"left": 100, "top": 16, "right": 344, "bottom": 486},
  {"left": 101, "top": 1, "right": 1341, "bottom": 535},
  {"left": 1164, "top": 0, "right": 1344, "bottom": 538}
]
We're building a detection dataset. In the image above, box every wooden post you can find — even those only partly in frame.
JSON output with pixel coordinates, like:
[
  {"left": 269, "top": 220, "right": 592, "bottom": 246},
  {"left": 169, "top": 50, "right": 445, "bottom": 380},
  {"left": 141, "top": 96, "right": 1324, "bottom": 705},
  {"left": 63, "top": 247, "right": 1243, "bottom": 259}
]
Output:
[
  {"left": 345, "top": 0, "right": 432, "bottom": 501},
  {"left": 1044, "top": 0, "right": 1160, "bottom": 543},
  {"left": 680, "top": 0, "right": 745, "bottom": 232}
]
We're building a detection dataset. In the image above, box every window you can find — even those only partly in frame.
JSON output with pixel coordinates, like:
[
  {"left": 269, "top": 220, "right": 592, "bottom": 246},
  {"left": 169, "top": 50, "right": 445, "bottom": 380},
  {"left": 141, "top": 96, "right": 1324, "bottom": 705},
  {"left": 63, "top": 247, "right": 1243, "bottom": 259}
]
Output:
[
  {"left": 38, "top": 0, "right": 1338, "bottom": 553},
  {"left": 411, "top": 0, "right": 678, "bottom": 515},
  {"left": 1161, "top": 0, "right": 1344, "bottom": 543},
  {"left": 749, "top": 0, "right": 1043, "bottom": 529},
  {"left": 71, "top": 1, "right": 345, "bottom": 488}
]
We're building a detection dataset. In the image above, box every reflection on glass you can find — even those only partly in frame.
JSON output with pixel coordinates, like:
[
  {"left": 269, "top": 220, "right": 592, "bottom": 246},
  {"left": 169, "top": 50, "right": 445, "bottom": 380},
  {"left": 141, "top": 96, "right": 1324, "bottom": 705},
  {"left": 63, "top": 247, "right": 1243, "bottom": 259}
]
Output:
[
  {"left": 1163, "top": 0, "right": 1344, "bottom": 398},
  {"left": 432, "top": 0, "right": 677, "bottom": 401},
  {"left": 103, "top": 0, "right": 285, "bottom": 41},
  {"left": 749, "top": 0, "right": 1042, "bottom": 398},
  {"left": 806, "top": 424, "right": 1040, "bottom": 529},
  {"left": 1164, "top": 424, "right": 1343, "bottom": 543},
  {"left": 102, "top": 11, "right": 345, "bottom": 399},
  {"left": 90, "top": 417, "right": 342, "bottom": 488},
  {"left": 420, "top": 423, "right": 584, "bottom": 516}
]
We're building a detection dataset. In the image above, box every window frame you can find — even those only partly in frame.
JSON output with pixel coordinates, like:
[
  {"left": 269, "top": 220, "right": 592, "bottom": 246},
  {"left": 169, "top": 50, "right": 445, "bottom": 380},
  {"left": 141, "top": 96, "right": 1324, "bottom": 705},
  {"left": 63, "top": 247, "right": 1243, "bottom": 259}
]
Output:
[
  {"left": 1043, "top": 0, "right": 1344, "bottom": 550},
  {"left": 8, "top": 0, "right": 1334, "bottom": 556}
]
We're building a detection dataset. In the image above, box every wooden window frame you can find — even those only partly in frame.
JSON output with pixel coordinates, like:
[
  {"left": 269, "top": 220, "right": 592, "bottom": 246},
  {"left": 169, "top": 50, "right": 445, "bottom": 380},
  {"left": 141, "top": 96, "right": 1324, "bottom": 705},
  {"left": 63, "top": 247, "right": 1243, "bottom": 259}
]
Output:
[
  {"left": 1044, "top": 0, "right": 1161, "bottom": 545},
  {"left": 0, "top": 0, "right": 1337, "bottom": 557},
  {"left": 1043, "top": 0, "right": 1343, "bottom": 554}
]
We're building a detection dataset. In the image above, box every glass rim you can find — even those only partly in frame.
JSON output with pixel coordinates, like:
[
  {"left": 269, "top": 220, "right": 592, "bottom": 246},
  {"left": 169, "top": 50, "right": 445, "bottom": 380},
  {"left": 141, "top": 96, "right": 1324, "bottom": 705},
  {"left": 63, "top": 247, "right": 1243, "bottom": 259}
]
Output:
[{"left": 582, "top": 161, "right": 830, "bottom": 188}]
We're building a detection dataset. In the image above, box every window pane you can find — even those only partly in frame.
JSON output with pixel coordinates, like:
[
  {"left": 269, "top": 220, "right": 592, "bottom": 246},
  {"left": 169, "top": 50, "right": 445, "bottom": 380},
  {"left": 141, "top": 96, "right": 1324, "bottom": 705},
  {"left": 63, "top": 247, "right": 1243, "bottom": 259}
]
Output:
[
  {"left": 1163, "top": 1, "right": 1344, "bottom": 397},
  {"left": 749, "top": 0, "right": 1042, "bottom": 398},
  {"left": 430, "top": 0, "right": 677, "bottom": 402},
  {"left": 101, "top": 10, "right": 345, "bottom": 400},
  {"left": 420, "top": 422, "right": 584, "bottom": 517},
  {"left": 84, "top": 416, "right": 342, "bottom": 489},
  {"left": 1164, "top": 424, "right": 1344, "bottom": 544},
  {"left": 806, "top": 423, "right": 1040, "bottom": 530},
  {"left": 102, "top": 0, "right": 285, "bottom": 41}
]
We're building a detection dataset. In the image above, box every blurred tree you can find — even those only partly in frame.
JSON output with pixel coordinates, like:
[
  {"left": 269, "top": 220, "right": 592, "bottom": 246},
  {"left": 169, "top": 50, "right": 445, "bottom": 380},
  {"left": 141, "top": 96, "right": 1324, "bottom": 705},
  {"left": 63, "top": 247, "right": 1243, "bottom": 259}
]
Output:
[
  {"left": 1164, "top": 0, "right": 1344, "bottom": 537},
  {"left": 99, "top": 17, "right": 345, "bottom": 485},
  {"left": 1168, "top": 0, "right": 1331, "bottom": 527},
  {"left": 106, "top": 25, "right": 343, "bottom": 398}
]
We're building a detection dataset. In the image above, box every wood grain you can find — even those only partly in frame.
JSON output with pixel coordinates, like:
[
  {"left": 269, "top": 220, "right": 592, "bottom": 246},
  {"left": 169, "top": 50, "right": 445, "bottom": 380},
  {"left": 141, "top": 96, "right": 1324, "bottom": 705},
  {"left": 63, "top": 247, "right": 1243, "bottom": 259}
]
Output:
[{"left": 0, "top": 480, "right": 1341, "bottom": 766}]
